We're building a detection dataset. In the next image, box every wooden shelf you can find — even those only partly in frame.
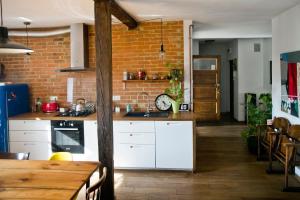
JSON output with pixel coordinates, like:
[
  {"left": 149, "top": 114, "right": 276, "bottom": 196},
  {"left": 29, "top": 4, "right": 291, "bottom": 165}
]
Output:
[{"left": 122, "top": 79, "right": 169, "bottom": 89}]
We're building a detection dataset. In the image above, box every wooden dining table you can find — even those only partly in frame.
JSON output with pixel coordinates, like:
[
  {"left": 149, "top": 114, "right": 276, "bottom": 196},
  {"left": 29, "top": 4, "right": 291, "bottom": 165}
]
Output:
[{"left": 0, "top": 159, "right": 100, "bottom": 200}]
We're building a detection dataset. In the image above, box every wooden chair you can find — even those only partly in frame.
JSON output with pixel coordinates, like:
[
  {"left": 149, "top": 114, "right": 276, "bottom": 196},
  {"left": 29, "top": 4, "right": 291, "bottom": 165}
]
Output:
[
  {"left": 271, "top": 125, "right": 300, "bottom": 192},
  {"left": 0, "top": 152, "right": 30, "bottom": 160},
  {"left": 86, "top": 167, "right": 107, "bottom": 200},
  {"left": 49, "top": 152, "right": 73, "bottom": 161},
  {"left": 257, "top": 117, "right": 290, "bottom": 171}
]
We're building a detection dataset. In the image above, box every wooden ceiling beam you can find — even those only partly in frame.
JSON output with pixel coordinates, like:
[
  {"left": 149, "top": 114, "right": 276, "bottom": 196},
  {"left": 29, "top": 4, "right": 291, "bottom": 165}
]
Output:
[{"left": 110, "top": 0, "right": 138, "bottom": 29}]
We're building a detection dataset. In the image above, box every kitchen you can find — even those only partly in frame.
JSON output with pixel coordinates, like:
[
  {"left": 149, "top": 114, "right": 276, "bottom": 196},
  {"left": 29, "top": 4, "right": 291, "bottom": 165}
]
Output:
[
  {"left": 2, "top": 1, "right": 300, "bottom": 200},
  {"left": 0, "top": 0, "right": 195, "bottom": 198}
]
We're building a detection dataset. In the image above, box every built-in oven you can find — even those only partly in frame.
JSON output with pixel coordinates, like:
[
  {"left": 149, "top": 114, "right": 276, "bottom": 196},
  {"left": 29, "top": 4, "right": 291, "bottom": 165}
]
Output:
[{"left": 51, "top": 120, "right": 84, "bottom": 154}]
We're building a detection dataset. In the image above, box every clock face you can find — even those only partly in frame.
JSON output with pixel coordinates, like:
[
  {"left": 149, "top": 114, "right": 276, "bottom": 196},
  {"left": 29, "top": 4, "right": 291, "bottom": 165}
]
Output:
[{"left": 155, "top": 94, "right": 172, "bottom": 111}]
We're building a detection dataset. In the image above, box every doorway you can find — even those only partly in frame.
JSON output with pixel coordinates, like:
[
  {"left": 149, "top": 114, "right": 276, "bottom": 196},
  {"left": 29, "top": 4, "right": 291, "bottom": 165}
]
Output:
[{"left": 193, "top": 55, "right": 221, "bottom": 121}]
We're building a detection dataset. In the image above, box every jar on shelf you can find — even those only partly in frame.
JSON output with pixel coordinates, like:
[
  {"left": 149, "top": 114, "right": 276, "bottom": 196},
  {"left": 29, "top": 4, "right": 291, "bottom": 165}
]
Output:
[{"left": 123, "top": 71, "right": 128, "bottom": 80}]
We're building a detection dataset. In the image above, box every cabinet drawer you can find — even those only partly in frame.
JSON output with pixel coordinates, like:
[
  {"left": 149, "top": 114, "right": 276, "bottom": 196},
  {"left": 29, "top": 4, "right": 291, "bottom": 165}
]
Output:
[
  {"left": 113, "top": 121, "right": 155, "bottom": 133},
  {"left": 9, "top": 141, "right": 51, "bottom": 160},
  {"left": 114, "top": 132, "right": 155, "bottom": 145},
  {"left": 9, "top": 120, "right": 51, "bottom": 131},
  {"left": 9, "top": 131, "right": 50, "bottom": 142},
  {"left": 114, "top": 144, "right": 155, "bottom": 168}
]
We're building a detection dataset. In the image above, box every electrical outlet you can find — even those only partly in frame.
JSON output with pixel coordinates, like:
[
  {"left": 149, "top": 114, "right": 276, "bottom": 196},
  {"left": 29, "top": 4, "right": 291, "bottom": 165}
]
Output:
[
  {"left": 113, "top": 96, "right": 121, "bottom": 101},
  {"left": 50, "top": 96, "right": 58, "bottom": 101}
]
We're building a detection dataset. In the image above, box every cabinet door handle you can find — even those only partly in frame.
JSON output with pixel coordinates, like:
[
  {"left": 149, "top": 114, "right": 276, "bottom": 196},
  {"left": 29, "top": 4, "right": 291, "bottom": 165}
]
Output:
[
  {"left": 130, "top": 145, "right": 133, "bottom": 148},
  {"left": 166, "top": 122, "right": 180, "bottom": 126},
  {"left": 129, "top": 122, "right": 133, "bottom": 125},
  {"left": 129, "top": 134, "right": 133, "bottom": 136},
  {"left": 24, "top": 143, "right": 36, "bottom": 146}
]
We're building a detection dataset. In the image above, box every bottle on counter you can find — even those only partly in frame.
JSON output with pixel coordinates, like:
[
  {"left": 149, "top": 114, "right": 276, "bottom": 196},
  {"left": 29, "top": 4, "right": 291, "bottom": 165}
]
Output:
[
  {"left": 35, "top": 97, "right": 42, "bottom": 112},
  {"left": 126, "top": 104, "right": 132, "bottom": 113},
  {"left": 115, "top": 106, "right": 121, "bottom": 113}
]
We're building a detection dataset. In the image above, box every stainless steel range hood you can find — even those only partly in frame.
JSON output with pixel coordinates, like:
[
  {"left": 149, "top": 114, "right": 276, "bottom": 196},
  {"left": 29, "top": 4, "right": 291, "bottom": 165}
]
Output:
[{"left": 59, "top": 23, "right": 89, "bottom": 72}]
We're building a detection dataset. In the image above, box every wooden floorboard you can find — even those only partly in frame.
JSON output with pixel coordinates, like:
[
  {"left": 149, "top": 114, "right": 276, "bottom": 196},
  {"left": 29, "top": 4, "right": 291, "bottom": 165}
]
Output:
[{"left": 114, "top": 125, "right": 300, "bottom": 200}]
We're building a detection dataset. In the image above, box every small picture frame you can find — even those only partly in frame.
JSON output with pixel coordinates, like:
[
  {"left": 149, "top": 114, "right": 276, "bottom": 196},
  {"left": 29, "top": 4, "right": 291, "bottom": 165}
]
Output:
[{"left": 179, "top": 104, "right": 189, "bottom": 111}]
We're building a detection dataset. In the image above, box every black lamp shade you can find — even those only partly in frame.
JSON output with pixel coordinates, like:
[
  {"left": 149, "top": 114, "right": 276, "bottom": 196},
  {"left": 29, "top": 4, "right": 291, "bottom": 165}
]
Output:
[{"left": 0, "top": 26, "right": 33, "bottom": 54}]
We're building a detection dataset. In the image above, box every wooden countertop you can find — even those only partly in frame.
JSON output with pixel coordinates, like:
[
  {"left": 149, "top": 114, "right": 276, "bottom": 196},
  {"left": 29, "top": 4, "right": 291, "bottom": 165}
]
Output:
[
  {"left": 9, "top": 111, "right": 196, "bottom": 121},
  {"left": 9, "top": 112, "right": 97, "bottom": 121}
]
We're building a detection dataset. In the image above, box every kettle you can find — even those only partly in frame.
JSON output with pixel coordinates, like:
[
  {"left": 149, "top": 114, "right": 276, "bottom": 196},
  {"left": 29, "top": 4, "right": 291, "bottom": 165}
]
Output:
[{"left": 75, "top": 98, "right": 85, "bottom": 112}]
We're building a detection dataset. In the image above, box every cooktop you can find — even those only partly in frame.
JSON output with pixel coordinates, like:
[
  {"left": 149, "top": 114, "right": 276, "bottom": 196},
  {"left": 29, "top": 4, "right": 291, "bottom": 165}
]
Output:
[{"left": 56, "top": 110, "right": 95, "bottom": 117}]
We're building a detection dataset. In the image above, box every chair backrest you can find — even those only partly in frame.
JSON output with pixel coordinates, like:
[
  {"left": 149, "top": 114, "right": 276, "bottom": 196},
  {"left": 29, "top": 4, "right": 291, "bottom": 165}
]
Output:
[
  {"left": 272, "top": 117, "right": 290, "bottom": 134},
  {"left": 287, "top": 125, "right": 300, "bottom": 141},
  {"left": 0, "top": 152, "right": 30, "bottom": 160},
  {"left": 49, "top": 152, "right": 73, "bottom": 161},
  {"left": 86, "top": 167, "right": 107, "bottom": 200}
]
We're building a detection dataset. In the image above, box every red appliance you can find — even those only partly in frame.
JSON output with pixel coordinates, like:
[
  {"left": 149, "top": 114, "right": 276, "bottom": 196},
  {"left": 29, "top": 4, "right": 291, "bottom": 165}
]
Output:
[{"left": 42, "top": 102, "right": 59, "bottom": 113}]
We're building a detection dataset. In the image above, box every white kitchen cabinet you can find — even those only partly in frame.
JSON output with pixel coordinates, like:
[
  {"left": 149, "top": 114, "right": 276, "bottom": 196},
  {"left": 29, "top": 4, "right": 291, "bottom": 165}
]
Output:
[
  {"left": 9, "top": 120, "right": 51, "bottom": 160},
  {"left": 113, "top": 121, "right": 156, "bottom": 168},
  {"left": 75, "top": 120, "right": 98, "bottom": 161},
  {"left": 155, "top": 121, "right": 193, "bottom": 170},
  {"left": 9, "top": 120, "right": 51, "bottom": 131},
  {"left": 9, "top": 141, "right": 51, "bottom": 160},
  {"left": 114, "top": 143, "right": 155, "bottom": 168}
]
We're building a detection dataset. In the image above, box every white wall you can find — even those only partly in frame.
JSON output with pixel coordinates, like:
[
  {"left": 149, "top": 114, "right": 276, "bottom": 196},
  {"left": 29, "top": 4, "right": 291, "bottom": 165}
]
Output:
[
  {"left": 197, "top": 41, "right": 231, "bottom": 113},
  {"left": 272, "top": 3, "right": 300, "bottom": 177},
  {"left": 193, "top": 21, "right": 272, "bottom": 39},
  {"left": 272, "top": 4, "right": 300, "bottom": 124},
  {"left": 236, "top": 38, "right": 272, "bottom": 121}
]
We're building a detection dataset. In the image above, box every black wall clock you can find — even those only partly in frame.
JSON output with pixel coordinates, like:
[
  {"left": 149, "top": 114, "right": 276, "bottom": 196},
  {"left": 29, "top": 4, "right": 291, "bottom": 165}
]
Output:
[{"left": 155, "top": 94, "right": 172, "bottom": 111}]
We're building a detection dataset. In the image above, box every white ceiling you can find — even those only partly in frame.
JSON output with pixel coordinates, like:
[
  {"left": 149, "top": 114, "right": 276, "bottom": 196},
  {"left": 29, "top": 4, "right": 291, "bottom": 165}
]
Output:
[{"left": 2, "top": 0, "right": 300, "bottom": 28}]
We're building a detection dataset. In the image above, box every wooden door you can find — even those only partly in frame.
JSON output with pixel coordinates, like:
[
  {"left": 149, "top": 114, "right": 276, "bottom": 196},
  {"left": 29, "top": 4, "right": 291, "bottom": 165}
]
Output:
[{"left": 193, "top": 55, "right": 221, "bottom": 121}]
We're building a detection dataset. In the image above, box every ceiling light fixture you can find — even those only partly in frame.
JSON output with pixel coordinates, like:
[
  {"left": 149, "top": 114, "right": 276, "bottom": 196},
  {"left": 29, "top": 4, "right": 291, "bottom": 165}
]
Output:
[
  {"left": 159, "top": 18, "right": 165, "bottom": 59},
  {"left": 24, "top": 21, "right": 31, "bottom": 55},
  {"left": 0, "top": 0, "right": 33, "bottom": 54}
]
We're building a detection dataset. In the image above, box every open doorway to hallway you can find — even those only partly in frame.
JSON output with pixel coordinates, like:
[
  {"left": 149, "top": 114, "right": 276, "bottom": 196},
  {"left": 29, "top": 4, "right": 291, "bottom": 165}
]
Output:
[
  {"left": 193, "top": 38, "right": 272, "bottom": 125},
  {"left": 193, "top": 39, "right": 238, "bottom": 124}
]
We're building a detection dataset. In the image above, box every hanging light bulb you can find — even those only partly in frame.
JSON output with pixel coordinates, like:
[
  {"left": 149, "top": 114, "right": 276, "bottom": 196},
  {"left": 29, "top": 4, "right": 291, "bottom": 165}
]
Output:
[
  {"left": 159, "top": 18, "right": 165, "bottom": 59},
  {"left": 0, "top": 0, "right": 33, "bottom": 54}
]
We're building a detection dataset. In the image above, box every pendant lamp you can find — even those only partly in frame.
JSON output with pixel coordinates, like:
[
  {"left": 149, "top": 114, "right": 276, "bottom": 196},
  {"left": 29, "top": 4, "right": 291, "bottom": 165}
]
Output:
[
  {"left": 159, "top": 18, "right": 165, "bottom": 59},
  {"left": 0, "top": 0, "right": 33, "bottom": 54}
]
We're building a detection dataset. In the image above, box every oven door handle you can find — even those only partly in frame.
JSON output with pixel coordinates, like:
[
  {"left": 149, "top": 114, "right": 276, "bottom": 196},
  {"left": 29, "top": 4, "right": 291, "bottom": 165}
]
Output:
[{"left": 53, "top": 128, "right": 79, "bottom": 131}]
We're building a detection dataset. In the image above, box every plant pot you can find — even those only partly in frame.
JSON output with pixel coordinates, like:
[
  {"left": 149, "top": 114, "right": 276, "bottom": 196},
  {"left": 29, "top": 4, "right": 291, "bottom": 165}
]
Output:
[
  {"left": 171, "top": 101, "right": 180, "bottom": 114},
  {"left": 247, "top": 135, "right": 258, "bottom": 155}
]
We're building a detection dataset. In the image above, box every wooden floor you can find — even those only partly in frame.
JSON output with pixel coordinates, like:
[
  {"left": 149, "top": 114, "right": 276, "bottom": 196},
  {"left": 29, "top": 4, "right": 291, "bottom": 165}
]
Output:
[{"left": 114, "top": 125, "right": 300, "bottom": 200}]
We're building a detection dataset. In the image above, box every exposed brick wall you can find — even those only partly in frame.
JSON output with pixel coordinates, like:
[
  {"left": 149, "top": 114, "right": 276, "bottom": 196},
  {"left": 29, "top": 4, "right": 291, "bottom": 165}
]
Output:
[{"left": 0, "top": 21, "right": 183, "bottom": 111}]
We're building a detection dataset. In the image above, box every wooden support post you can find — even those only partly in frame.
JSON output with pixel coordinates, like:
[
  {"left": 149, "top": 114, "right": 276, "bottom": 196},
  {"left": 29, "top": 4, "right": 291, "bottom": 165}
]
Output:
[{"left": 94, "top": 0, "right": 114, "bottom": 199}]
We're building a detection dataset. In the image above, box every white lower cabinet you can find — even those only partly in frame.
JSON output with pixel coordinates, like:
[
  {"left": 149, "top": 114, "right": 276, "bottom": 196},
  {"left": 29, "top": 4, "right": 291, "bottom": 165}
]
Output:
[
  {"left": 113, "top": 120, "right": 194, "bottom": 170},
  {"left": 113, "top": 121, "right": 156, "bottom": 168},
  {"left": 9, "top": 141, "right": 51, "bottom": 160},
  {"left": 114, "top": 143, "right": 155, "bottom": 168},
  {"left": 155, "top": 121, "right": 193, "bottom": 169},
  {"left": 9, "top": 120, "right": 52, "bottom": 160},
  {"left": 75, "top": 120, "right": 98, "bottom": 161}
]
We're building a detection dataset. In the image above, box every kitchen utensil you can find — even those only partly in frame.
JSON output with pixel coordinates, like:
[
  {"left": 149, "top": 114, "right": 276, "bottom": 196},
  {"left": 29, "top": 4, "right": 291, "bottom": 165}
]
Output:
[{"left": 42, "top": 102, "right": 59, "bottom": 113}]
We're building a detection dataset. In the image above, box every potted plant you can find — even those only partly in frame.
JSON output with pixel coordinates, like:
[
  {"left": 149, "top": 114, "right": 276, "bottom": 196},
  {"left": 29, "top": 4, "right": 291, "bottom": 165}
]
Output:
[
  {"left": 165, "top": 63, "right": 183, "bottom": 113},
  {"left": 241, "top": 93, "right": 272, "bottom": 154}
]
